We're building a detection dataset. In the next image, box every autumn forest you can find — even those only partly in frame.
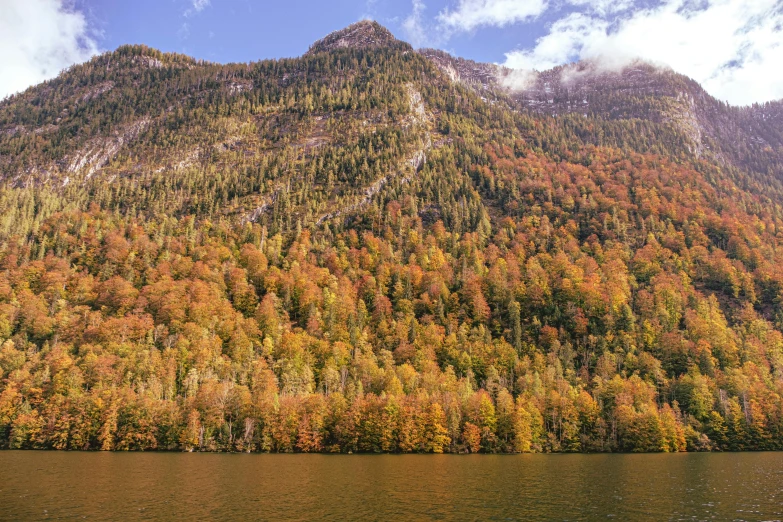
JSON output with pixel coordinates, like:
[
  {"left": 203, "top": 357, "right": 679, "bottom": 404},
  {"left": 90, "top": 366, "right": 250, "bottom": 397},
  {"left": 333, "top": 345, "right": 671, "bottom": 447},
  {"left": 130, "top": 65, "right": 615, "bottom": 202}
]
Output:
[{"left": 1, "top": 22, "right": 783, "bottom": 453}]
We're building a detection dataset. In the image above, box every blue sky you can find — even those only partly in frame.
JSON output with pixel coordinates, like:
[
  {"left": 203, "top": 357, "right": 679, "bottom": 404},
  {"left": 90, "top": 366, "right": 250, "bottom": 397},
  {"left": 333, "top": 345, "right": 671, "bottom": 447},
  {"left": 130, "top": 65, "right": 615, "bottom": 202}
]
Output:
[
  {"left": 79, "top": 0, "right": 542, "bottom": 65},
  {"left": 2, "top": 1, "right": 783, "bottom": 106}
]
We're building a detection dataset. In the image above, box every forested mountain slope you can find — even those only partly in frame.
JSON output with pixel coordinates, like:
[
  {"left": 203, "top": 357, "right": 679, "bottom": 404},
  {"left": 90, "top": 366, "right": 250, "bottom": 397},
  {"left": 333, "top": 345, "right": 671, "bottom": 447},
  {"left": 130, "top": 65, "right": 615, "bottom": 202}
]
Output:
[
  {"left": 422, "top": 49, "right": 783, "bottom": 186},
  {"left": 1, "top": 21, "right": 783, "bottom": 453}
]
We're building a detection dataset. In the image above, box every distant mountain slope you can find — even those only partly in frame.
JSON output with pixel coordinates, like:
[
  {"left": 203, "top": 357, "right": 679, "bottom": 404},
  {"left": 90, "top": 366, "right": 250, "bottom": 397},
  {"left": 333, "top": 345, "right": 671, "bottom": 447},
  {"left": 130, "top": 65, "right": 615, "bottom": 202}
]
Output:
[{"left": 420, "top": 49, "right": 783, "bottom": 183}]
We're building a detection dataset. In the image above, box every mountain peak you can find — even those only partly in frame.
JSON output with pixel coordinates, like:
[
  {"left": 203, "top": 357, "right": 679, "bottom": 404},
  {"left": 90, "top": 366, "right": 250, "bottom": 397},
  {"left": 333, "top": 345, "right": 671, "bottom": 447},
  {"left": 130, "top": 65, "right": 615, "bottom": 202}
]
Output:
[{"left": 306, "top": 21, "right": 403, "bottom": 55}]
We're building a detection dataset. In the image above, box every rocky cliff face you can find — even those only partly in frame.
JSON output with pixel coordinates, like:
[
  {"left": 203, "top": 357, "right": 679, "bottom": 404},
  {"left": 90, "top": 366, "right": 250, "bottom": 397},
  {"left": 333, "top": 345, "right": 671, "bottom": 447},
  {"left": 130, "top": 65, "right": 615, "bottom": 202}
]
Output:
[{"left": 418, "top": 49, "right": 502, "bottom": 90}]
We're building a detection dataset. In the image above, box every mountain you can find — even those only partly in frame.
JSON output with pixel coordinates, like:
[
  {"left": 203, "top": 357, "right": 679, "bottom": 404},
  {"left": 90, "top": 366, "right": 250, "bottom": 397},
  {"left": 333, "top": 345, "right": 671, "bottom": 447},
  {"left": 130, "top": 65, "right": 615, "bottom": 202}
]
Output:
[
  {"left": 306, "top": 20, "right": 405, "bottom": 55},
  {"left": 1, "top": 22, "right": 783, "bottom": 454},
  {"left": 422, "top": 49, "right": 783, "bottom": 184}
]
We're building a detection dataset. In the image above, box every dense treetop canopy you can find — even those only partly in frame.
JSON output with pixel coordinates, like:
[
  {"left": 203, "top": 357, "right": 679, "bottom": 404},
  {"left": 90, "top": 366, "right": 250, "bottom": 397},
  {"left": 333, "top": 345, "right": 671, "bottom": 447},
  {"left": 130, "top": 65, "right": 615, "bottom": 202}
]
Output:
[{"left": 0, "top": 26, "right": 782, "bottom": 452}]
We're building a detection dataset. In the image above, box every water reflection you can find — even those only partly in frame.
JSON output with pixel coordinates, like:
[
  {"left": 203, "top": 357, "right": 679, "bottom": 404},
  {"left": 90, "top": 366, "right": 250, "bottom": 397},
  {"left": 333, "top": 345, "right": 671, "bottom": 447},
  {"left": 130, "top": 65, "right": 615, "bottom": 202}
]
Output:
[{"left": 1, "top": 452, "right": 782, "bottom": 520}]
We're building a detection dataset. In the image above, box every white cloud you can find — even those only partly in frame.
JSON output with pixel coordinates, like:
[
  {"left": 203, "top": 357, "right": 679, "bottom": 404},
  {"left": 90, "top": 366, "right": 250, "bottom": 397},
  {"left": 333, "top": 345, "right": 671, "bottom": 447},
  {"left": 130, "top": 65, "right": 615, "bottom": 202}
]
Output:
[
  {"left": 0, "top": 0, "right": 99, "bottom": 100},
  {"left": 565, "top": 0, "right": 634, "bottom": 16},
  {"left": 181, "top": 0, "right": 211, "bottom": 39},
  {"left": 501, "top": 0, "right": 783, "bottom": 105},
  {"left": 188, "top": 0, "right": 211, "bottom": 15},
  {"left": 403, "top": 0, "right": 431, "bottom": 47},
  {"left": 438, "top": 0, "right": 548, "bottom": 32},
  {"left": 503, "top": 12, "right": 608, "bottom": 71},
  {"left": 184, "top": 0, "right": 211, "bottom": 18}
]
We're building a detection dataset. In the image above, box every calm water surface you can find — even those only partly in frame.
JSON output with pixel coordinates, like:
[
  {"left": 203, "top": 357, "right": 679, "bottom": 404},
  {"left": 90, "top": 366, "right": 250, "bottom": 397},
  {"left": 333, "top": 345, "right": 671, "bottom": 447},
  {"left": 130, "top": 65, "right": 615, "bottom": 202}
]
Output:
[{"left": 1, "top": 452, "right": 782, "bottom": 521}]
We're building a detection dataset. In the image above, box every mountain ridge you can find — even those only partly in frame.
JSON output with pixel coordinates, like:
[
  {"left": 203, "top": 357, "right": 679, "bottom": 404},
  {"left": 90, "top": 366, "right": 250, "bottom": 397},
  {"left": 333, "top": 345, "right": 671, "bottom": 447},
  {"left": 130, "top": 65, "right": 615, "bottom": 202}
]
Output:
[
  {"left": 419, "top": 48, "right": 783, "bottom": 180},
  {"left": 4, "top": 22, "right": 781, "bottom": 187}
]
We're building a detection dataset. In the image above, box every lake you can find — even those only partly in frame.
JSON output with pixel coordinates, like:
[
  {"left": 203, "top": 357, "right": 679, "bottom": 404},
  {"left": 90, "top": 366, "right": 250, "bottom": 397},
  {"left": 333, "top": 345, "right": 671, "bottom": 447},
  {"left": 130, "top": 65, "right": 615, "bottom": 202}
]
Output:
[{"left": 1, "top": 452, "right": 782, "bottom": 520}]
